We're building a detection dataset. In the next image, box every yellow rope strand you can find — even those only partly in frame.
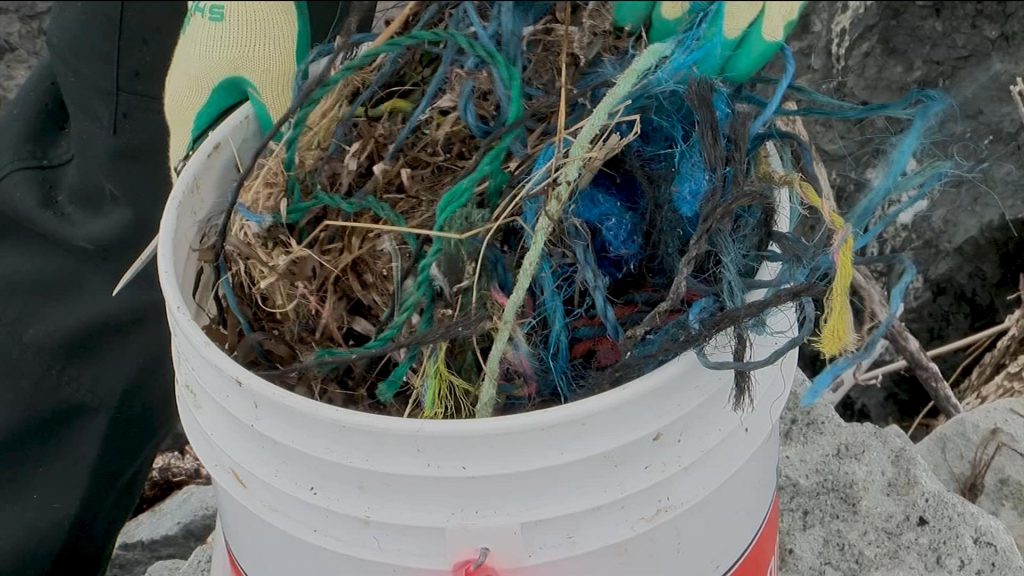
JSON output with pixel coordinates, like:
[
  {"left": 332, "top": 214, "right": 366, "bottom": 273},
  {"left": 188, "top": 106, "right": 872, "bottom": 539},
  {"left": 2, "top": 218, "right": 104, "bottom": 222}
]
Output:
[{"left": 792, "top": 176, "right": 858, "bottom": 358}]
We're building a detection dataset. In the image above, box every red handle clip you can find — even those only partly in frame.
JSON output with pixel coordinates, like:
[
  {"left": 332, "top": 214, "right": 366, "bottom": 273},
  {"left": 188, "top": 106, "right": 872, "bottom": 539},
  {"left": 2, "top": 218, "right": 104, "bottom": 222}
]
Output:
[{"left": 453, "top": 548, "right": 499, "bottom": 576}]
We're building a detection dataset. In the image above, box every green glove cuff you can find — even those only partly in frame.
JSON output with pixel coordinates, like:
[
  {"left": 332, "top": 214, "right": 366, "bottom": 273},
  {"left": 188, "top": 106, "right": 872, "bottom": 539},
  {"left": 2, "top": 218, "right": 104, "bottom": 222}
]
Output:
[
  {"left": 722, "top": 2, "right": 806, "bottom": 82},
  {"left": 648, "top": 1, "right": 710, "bottom": 43},
  {"left": 694, "top": 2, "right": 764, "bottom": 78},
  {"left": 611, "top": 1, "right": 806, "bottom": 84},
  {"left": 190, "top": 76, "right": 275, "bottom": 150},
  {"left": 612, "top": 1, "right": 655, "bottom": 31},
  {"left": 165, "top": 1, "right": 313, "bottom": 170}
]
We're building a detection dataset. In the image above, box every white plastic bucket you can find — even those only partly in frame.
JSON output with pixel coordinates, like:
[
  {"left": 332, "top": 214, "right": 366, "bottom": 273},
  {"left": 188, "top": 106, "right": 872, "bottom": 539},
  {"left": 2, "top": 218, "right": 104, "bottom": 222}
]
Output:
[{"left": 158, "top": 104, "right": 798, "bottom": 576}]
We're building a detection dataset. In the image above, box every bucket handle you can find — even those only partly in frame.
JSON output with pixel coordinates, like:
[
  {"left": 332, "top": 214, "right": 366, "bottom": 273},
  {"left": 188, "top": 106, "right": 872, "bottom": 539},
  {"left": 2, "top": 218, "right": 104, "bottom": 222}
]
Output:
[{"left": 453, "top": 548, "right": 499, "bottom": 576}]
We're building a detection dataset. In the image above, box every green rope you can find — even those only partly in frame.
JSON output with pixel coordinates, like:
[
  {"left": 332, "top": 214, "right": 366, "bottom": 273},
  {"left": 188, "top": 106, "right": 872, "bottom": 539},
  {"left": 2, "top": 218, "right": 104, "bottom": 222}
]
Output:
[
  {"left": 306, "top": 191, "right": 419, "bottom": 249},
  {"left": 280, "top": 30, "right": 524, "bottom": 403},
  {"left": 473, "top": 40, "right": 674, "bottom": 418},
  {"left": 247, "top": 191, "right": 415, "bottom": 247}
]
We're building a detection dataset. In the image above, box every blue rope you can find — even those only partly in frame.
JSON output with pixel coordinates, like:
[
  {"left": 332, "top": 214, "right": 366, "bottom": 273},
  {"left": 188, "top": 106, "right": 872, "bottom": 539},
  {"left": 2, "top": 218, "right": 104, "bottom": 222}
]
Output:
[
  {"left": 856, "top": 163, "right": 954, "bottom": 249},
  {"left": 219, "top": 256, "right": 267, "bottom": 367},
  {"left": 218, "top": 257, "right": 253, "bottom": 336},
  {"left": 695, "top": 298, "right": 815, "bottom": 371},
  {"left": 803, "top": 256, "right": 917, "bottom": 405},
  {"left": 457, "top": 1, "right": 507, "bottom": 139},
  {"left": 847, "top": 94, "right": 950, "bottom": 230},
  {"left": 235, "top": 202, "right": 275, "bottom": 227},
  {"left": 385, "top": 40, "right": 457, "bottom": 162},
  {"left": 519, "top": 144, "right": 575, "bottom": 400},
  {"left": 567, "top": 218, "right": 624, "bottom": 342},
  {"left": 741, "top": 84, "right": 946, "bottom": 121},
  {"left": 748, "top": 45, "right": 795, "bottom": 146}
]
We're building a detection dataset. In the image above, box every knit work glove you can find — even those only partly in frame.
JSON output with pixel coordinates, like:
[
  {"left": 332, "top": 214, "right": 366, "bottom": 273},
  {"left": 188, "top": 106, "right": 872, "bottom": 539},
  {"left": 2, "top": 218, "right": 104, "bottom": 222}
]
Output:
[
  {"left": 612, "top": 1, "right": 806, "bottom": 83},
  {"left": 163, "top": 1, "right": 314, "bottom": 176}
]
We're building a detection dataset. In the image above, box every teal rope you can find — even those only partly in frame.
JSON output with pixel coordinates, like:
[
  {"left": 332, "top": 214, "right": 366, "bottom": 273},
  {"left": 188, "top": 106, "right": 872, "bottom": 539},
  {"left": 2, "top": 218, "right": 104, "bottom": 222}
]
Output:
[
  {"left": 242, "top": 190, "right": 417, "bottom": 250},
  {"left": 307, "top": 191, "right": 419, "bottom": 250}
]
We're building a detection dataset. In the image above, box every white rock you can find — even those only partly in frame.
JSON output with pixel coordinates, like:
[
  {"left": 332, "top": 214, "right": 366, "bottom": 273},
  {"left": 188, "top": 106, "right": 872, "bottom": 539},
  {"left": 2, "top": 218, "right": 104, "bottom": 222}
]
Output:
[
  {"left": 106, "top": 485, "right": 217, "bottom": 576},
  {"left": 143, "top": 560, "right": 186, "bottom": 576},
  {"left": 178, "top": 543, "right": 212, "bottom": 576},
  {"left": 916, "top": 398, "right": 1024, "bottom": 552},
  {"left": 779, "top": 373, "right": 1024, "bottom": 575}
]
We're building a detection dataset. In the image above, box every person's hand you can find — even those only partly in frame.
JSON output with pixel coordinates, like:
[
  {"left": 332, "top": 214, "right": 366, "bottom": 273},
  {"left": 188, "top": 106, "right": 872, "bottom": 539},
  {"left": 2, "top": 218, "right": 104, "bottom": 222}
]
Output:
[
  {"left": 612, "top": 1, "right": 806, "bottom": 83},
  {"left": 163, "top": 2, "right": 313, "bottom": 177}
]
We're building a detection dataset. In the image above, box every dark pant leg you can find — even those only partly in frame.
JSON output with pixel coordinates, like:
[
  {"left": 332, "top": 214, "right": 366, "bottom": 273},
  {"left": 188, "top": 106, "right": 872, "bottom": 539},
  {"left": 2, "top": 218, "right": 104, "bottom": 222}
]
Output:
[{"left": 0, "top": 3, "right": 185, "bottom": 574}]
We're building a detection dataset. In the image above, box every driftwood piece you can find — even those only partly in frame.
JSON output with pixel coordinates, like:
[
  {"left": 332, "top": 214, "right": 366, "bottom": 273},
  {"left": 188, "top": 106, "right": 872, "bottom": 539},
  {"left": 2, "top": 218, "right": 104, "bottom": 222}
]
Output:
[
  {"left": 853, "top": 268, "right": 963, "bottom": 418},
  {"left": 961, "top": 307, "right": 1024, "bottom": 402}
]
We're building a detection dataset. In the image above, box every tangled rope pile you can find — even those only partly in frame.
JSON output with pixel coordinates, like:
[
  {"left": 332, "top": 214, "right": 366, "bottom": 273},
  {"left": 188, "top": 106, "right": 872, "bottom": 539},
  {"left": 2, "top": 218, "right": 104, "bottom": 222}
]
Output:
[{"left": 200, "top": 2, "right": 956, "bottom": 419}]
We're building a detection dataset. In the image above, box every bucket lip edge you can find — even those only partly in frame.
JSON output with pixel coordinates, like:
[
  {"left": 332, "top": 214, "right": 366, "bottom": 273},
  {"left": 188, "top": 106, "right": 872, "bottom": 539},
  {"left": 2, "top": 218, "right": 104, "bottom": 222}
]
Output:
[{"left": 158, "top": 104, "right": 797, "bottom": 435}]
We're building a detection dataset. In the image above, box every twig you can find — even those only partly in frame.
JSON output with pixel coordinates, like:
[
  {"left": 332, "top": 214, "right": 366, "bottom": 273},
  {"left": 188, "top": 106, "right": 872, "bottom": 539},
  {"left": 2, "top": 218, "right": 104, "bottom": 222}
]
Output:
[
  {"left": 960, "top": 300, "right": 1024, "bottom": 404},
  {"left": 112, "top": 235, "right": 159, "bottom": 296},
  {"left": 906, "top": 403, "right": 935, "bottom": 438},
  {"left": 907, "top": 330, "right": 997, "bottom": 436},
  {"left": 859, "top": 320, "right": 1012, "bottom": 382},
  {"left": 964, "top": 353, "right": 1024, "bottom": 411},
  {"left": 852, "top": 267, "right": 963, "bottom": 418}
]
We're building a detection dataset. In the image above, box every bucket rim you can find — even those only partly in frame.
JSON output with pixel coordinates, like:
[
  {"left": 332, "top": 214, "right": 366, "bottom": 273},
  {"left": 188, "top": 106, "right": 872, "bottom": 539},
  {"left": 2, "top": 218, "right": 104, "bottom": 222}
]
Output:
[{"left": 158, "top": 104, "right": 795, "bottom": 434}]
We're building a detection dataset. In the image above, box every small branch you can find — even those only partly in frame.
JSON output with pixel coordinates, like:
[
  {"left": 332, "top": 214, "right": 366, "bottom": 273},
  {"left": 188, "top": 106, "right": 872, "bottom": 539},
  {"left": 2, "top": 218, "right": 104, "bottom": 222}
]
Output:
[
  {"left": 853, "top": 267, "right": 963, "bottom": 418},
  {"left": 778, "top": 102, "right": 838, "bottom": 221},
  {"left": 857, "top": 320, "right": 1012, "bottom": 382},
  {"left": 961, "top": 306, "right": 1024, "bottom": 400}
]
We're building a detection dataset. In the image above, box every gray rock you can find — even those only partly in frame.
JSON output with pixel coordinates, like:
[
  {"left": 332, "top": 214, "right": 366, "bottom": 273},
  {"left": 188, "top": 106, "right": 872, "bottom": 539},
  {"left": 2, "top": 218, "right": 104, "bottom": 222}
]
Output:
[
  {"left": 143, "top": 560, "right": 186, "bottom": 576},
  {"left": 779, "top": 373, "right": 1024, "bottom": 575},
  {"left": 178, "top": 544, "right": 212, "bottom": 576},
  {"left": 106, "top": 485, "right": 217, "bottom": 576},
  {"left": 0, "top": 1, "right": 51, "bottom": 111},
  {"left": 916, "top": 398, "right": 1024, "bottom": 552}
]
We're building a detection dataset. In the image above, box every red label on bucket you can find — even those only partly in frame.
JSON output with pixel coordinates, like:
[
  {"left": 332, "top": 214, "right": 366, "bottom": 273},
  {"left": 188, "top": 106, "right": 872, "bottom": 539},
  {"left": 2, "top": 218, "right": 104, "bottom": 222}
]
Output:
[
  {"left": 726, "top": 493, "right": 780, "bottom": 576},
  {"left": 226, "top": 540, "right": 248, "bottom": 576},
  {"left": 223, "top": 493, "right": 780, "bottom": 576}
]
